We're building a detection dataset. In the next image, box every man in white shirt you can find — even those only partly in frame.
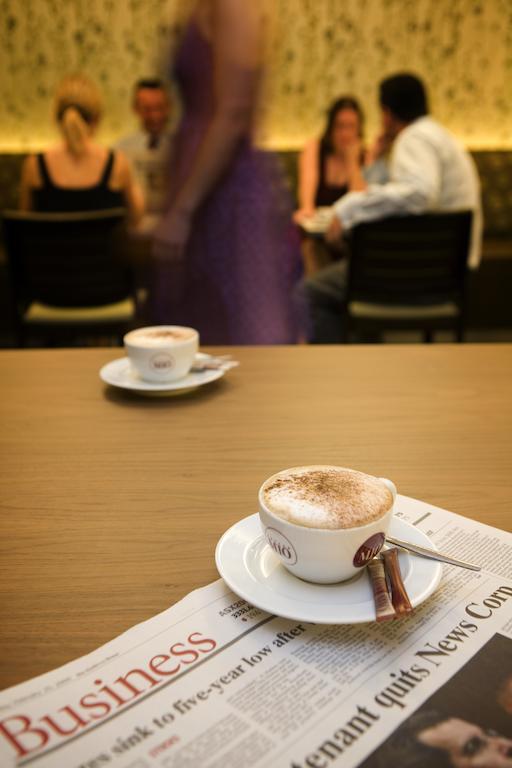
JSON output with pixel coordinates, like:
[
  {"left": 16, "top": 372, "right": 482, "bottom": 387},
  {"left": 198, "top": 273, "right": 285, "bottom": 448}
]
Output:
[
  {"left": 116, "top": 79, "right": 173, "bottom": 216},
  {"left": 302, "top": 73, "right": 482, "bottom": 343}
]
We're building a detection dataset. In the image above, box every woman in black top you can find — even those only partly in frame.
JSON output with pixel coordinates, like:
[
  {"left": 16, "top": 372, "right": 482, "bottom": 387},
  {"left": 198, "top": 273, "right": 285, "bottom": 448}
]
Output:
[
  {"left": 19, "top": 74, "right": 143, "bottom": 224},
  {"left": 293, "top": 97, "right": 369, "bottom": 275},
  {"left": 32, "top": 150, "right": 125, "bottom": 212},
  {"left": 294, "top": 96, "right": 368, "bottom": 222}
]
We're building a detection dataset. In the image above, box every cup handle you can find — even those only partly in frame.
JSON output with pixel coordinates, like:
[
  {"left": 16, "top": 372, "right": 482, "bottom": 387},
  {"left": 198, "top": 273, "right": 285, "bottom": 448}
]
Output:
[{"left": 379, "top": 477, "right": 397, "bottom": 502}]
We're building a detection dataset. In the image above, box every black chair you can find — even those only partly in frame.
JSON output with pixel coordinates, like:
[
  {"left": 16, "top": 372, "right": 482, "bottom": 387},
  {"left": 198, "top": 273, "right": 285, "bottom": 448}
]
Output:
[
  {"left": 2, "top": 208, "right": 137, "bottom": 346},
  {"left": 343, "top": 211, "right": 473, "bottom": 342}
]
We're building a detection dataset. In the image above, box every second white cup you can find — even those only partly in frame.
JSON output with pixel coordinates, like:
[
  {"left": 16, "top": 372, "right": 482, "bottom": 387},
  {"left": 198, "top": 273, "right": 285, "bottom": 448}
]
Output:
[{"left": 124, "top": 325, "right": 199, "bottom": 383}]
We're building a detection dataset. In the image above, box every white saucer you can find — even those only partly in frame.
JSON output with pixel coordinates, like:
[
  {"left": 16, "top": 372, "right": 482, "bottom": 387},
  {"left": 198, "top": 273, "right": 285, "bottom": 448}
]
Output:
[
  {"left": 300, "top": 206, "right": 334, "bottom": 234},
  {"left": 100, "top": 354, "right": 226, "bottom": 396},
  {"left": 215, "top": 507, "right": 442, "bottom": 624}
]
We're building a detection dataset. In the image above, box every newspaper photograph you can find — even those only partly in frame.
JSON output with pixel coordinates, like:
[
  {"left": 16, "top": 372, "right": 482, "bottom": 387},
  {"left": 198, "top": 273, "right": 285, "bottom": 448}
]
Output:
[{"left": 1, "top": 496, "right": 511, "bottom": 767}]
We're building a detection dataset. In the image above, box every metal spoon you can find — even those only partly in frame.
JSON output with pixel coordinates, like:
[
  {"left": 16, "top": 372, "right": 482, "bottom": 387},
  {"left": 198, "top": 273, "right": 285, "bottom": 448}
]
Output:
[{"left": 386, "top": 535, "right": 481, "bottom": 572}]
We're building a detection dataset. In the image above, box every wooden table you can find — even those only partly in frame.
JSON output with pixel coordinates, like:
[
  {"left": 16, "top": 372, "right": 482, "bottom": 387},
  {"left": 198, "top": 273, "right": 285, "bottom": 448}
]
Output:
[{"left": 1, "top": 344, "right": 511, "bottom": 690}]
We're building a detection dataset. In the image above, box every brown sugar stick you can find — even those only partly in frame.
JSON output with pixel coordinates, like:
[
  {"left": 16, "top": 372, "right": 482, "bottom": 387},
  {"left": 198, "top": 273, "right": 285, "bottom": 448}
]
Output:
[
  {"left": 367, "top": 557, "right": 396, "bottom": 622},
  {"left": 382, "top": 548, "right": 413, "bottom": 615}
]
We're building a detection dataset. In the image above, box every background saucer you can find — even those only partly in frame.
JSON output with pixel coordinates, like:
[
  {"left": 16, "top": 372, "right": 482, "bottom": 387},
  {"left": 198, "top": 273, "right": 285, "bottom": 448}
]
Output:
[{"left": 100, "top": 355, "right": 225, "bottom": 395}]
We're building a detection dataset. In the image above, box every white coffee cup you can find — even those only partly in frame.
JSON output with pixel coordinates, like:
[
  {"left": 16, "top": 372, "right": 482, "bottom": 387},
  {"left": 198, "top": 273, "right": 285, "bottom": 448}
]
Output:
[
  {"left": 124, "top": 325, "right": 199, "bottom": 383},
  {"left": 258, "top": 465, "right": 396, "bottom": 584}
]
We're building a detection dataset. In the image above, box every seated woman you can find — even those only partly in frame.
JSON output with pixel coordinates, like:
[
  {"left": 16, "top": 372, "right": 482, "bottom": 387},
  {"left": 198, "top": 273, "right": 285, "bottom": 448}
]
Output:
[
  {"left": 293, "top": 96, "right": 388, "bottom": 275},
  {"left": 19, "top": 74, "right": 144, "bottom": 225}
]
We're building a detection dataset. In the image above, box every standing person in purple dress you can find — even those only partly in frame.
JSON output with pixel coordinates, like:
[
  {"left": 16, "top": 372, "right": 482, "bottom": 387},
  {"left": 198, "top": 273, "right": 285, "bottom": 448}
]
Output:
[{"left": 152, "top": 0, "right": 301, "bottom": 344}]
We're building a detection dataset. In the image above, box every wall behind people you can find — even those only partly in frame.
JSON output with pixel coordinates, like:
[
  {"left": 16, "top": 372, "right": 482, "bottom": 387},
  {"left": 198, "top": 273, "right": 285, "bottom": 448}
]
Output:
[{"left": 1, "top": 0, "right": 511, "bottom": 151}]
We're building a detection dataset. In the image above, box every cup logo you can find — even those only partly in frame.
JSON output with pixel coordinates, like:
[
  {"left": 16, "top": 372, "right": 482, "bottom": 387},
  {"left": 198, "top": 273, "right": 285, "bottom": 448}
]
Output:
[
  {"left": 265, "top": 528, "right": 298, "bottom": 565},
  {"left": 150, "top": 352, "right": 175, "bottom": 372},
  {"left": 353, "top": 533, "right": 385, "bottom": 567}
]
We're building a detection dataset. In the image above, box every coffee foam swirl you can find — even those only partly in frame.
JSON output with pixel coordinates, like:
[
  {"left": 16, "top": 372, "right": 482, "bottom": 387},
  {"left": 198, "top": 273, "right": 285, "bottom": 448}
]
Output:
[
  {"left": 262, "top": 466, "right": 393, "bottom": 530},
  {"left": 125, "top": 327, "right": 195, "bottom": 347}
]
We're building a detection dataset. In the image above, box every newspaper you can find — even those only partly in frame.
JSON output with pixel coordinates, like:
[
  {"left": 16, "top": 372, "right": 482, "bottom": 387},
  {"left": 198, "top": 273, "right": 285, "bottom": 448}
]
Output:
[{"left": 1, "top": 495, "right": 512, "bottom": 767}]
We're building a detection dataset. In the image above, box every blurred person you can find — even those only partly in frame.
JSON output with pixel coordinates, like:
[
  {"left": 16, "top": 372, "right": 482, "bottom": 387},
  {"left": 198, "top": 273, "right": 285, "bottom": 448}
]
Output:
[
  {"left": 294, "top": 96, "right": 367, "bottom": 223},
  {"left": 293, "top": 96, "right": 389, "bottom": 275},
  {"left": 151, "top": 0, "right": 301, "bottom": 344},
  {"left": 19, "top": 74, "right": 143, "bottom": 225},
  {"left": 362, "top": 710, "right": 512, "bottom": 768},
  {"left": 300, "top": 73, "right": 482, "bottom": 343},
  {"left": 116, "top": 79, "right": 173, "bottom": 216}
]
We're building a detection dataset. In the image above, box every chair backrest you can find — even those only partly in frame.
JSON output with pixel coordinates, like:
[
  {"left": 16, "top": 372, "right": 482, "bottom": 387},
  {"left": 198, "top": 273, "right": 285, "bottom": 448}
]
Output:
[
  {"left": 347, "top": 211, "right": 472, "bottom": 306},
  {"left": 3, "top": 208, "right": 132, "bottom": 308}
]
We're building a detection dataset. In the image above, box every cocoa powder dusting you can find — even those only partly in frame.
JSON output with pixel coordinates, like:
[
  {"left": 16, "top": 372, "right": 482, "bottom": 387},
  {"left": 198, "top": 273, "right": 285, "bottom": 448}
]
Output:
[
  {"left": 263, "top": 467, "right": 393, "bottom": 529},
  {"left": 143, "top": 329, "right": 189, "bottom": 340}
]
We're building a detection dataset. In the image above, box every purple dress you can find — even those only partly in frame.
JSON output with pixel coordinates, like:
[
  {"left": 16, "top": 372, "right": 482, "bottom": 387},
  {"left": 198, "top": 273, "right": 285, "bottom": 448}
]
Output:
[{"left": 154, "top": 21, "right": 301, "bottom": 344}]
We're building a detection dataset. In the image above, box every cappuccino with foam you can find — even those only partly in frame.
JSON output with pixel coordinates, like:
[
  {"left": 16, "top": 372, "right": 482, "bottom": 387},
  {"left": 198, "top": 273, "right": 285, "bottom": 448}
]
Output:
[
  {"left": 125, "top": 327, "right": 196, "bottom": 347},
  {"left": 258, "top": 465, "right": 396, "bottom": 583},
  {"left": 262, "top": 466, "right": 393, "bottom": 530},
  {"left": 124, "top": 325, "right": 199, "bottom": 383}
]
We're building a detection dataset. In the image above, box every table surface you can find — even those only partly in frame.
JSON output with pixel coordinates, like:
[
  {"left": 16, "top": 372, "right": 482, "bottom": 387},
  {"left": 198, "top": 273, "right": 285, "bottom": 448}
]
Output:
[{"left": 1, "top": 344, "right": 511, "bottom": 691}]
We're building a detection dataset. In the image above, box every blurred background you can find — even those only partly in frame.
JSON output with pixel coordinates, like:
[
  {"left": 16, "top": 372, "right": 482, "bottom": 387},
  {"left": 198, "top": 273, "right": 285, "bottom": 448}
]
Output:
[
  {"left": 1, "top": 0, "right": 511, "bottom": 345},
  {"left": 1, "top": 0, "right": 510, "bottom": 151}
]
